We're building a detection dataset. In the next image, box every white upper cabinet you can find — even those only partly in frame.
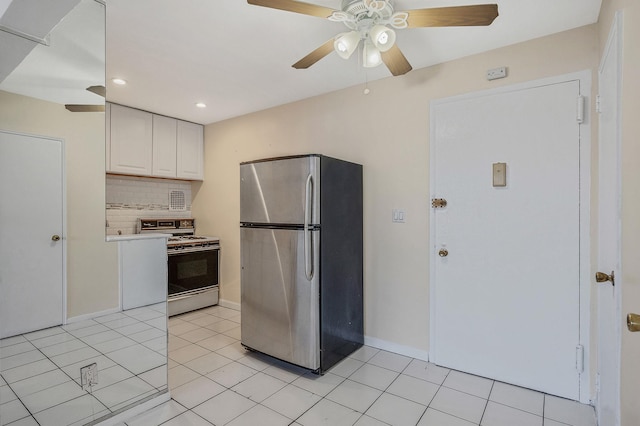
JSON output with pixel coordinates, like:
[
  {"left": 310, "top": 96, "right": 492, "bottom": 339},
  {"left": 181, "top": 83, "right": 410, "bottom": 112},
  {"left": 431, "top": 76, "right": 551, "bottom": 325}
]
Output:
[
  {"left": 177, "top": 120, "right": 204, "bottom": 180},
  {"left": 107, "top": 103, "right": 204, "bottom": 181},
  {"left": 152, "top": 115, "right": 178, "bottom": 178},
  {"left": 109, "top": 104, "right": 153, "bottom": 175}
]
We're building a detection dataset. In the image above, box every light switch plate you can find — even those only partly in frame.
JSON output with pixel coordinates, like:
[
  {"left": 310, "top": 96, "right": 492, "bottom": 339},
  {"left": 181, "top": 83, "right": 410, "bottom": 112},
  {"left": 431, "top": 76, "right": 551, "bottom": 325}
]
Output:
[{"left": 392, "top": 209, "right": 406, "bottom": 223}]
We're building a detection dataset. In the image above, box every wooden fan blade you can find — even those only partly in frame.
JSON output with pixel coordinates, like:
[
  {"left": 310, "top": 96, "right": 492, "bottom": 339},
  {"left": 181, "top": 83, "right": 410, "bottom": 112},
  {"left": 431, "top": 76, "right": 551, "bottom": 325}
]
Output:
[
  {"left": 381, "top": 45, "right": 412, "bottom": 76},
  {"left": 247, "top": 0, "right": 337, "bottom": 18},
  {"left": 87, "top": 85, "right": 106, "bottom": 98},
  {"left": 405, "top": 4, "right": 498, "bottom": 28},
  {"left": 65, "top": 104, "right": 105, "bottom": 112},
  {"left": 292, "top": 39, "right": 335, "bottom": 69}
]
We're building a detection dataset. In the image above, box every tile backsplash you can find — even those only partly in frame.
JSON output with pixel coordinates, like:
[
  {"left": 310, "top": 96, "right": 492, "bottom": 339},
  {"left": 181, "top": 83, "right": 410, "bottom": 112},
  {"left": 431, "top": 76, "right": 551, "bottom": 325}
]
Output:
[{"left": 106, "top": 175, "right": 192, "bottom": 235}]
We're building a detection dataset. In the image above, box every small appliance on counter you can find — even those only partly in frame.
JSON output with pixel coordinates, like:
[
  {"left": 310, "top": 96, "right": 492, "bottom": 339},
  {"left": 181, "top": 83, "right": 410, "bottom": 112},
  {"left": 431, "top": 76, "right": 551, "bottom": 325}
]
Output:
[
  {"left": 138, "top": 218, "right": 220, "bottom": 316},
  {"left": 240, "top": 154, "right": 364, "bottom": 373}
]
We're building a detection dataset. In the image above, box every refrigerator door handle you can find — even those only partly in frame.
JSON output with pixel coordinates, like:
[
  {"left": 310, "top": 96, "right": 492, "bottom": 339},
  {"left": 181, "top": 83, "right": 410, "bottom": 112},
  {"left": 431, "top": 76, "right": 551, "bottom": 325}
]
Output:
[{"left": 304, "top": 173, "right": 314, "bottom": 281}]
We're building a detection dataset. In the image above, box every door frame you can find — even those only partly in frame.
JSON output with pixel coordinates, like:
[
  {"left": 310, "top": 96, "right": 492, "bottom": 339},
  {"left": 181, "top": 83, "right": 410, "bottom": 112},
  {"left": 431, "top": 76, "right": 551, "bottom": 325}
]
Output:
[
  {"left": 596, "top": 11, "right": 623, "bottom": 425},
  {"left": 1, "top": 129, "right": 67, "bottom": 329},
  {"left": 428, "top": 70, "right": 592, "bottom": 404}
]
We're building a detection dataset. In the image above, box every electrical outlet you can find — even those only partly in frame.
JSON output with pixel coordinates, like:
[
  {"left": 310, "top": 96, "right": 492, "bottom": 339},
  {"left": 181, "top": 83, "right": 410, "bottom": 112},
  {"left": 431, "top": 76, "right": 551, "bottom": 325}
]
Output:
[
  {"left": 80, "top": 362, "right": 98, "bottom": 390},
  {"left": 486, "top": 66, "right": 507, "bottom": 81}
]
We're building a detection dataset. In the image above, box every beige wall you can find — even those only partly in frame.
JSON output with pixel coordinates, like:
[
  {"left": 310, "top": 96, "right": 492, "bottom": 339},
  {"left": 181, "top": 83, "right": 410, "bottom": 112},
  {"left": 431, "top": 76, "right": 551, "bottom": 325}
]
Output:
[
  {"left": 0, "top": 90, "right": 119, "bottom": 318},
  {"left": 193, "top": 25, "right": 598, "bottom": 355},
  {"left": 597, "top": 0, "right": 640, "bottom": 424}
]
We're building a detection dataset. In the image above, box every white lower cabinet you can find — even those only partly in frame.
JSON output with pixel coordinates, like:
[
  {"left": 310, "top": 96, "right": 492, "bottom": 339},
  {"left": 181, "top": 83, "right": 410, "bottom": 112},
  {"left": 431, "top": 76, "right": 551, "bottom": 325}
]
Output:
[{"left": 119, "top": 237, "right": 167, "bottom": 310}]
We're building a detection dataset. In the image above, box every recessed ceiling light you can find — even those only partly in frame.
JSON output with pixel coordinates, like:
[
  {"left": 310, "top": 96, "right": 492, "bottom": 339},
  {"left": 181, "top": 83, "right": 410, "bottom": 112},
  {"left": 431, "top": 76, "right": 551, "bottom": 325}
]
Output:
[
  {"left": 112, "top": 78, "right": 127, "bottom": 85},
  {"left": 195, "top": 102, "right": 207, "bottom": 108}
]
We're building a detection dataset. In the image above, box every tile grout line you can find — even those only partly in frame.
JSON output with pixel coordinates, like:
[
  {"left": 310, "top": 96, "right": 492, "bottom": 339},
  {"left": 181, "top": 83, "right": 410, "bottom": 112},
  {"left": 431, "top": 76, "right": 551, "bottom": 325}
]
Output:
[{"left": 478, "top": 379, "right": 495, "bottom": 425}]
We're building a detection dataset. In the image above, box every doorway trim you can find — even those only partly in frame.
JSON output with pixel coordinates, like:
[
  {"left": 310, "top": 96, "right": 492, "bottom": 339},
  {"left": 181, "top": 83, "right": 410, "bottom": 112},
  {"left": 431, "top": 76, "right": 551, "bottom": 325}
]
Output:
[
  {"left": 428, "top": 70, "right": 592, "bottom": 404},
  {"left": 595, "top": 10, "right": 623, "bottom": 425}
]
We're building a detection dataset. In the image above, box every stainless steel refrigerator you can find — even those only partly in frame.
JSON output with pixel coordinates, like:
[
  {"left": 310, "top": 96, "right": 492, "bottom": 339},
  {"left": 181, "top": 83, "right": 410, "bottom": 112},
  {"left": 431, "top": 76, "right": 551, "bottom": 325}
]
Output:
[{"left": 240, "top": 154, "right": 363, "bottom": 373}]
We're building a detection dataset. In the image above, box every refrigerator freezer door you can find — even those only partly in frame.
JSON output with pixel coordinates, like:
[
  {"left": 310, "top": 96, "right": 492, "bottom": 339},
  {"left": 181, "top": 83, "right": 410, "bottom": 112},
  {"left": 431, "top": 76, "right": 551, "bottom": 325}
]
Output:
[
  {"left": 240, "top": 227, "right": 320, "bottom": 370},
  {"left": 240, "top": 156, "right": 320, "bottom": 225}
]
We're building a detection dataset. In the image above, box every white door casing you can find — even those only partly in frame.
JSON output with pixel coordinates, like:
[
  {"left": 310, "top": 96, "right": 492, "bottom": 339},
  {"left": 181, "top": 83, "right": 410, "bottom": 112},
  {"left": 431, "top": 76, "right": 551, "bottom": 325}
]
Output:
[
  {"left": 0, "top": 131, "right": 65, "bottom": 338},
  {"left": 430, "top": 72, "right": 591, "bottom": 402},
  {"left": 596, "top": 11, "right": 622, "bottom": 426}
]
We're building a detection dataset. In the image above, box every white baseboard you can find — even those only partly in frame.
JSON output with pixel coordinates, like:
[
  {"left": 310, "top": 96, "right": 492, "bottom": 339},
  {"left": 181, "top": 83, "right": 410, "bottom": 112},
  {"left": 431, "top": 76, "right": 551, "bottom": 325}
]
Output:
[
  {"left": 364, "top": 335, "right": 429, "bottom": 362},
  {"left": 95, "top": 391, "right": 170, "bottom": 425},
  {"left": 218, "top": 299, "right": 240, "bottom": 311},
  {"left": 66, "top": 307, "right": 121, "bottom": 324}
]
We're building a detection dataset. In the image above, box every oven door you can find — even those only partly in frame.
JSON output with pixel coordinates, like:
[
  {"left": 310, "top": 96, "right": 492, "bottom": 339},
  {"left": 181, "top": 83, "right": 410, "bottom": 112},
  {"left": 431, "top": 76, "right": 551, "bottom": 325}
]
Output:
[{"left": 168, "top": 248, "right": 219, "bottom": 296}]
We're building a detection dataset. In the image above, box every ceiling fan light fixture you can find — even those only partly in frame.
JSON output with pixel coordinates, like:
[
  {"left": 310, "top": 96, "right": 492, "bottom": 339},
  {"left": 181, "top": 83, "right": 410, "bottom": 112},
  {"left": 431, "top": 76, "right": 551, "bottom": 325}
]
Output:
[
  {"left": 247, "top": 0, "right": 499, "bottom": 76},
  {"left": 369, "top": 24, "right": 395, "bottom": 52},
  {"left": 334, "top": 31, "right": 360, "bottom": 59},
  {"left": 362, "top": 40, "right": 382, "bottom": 68}
]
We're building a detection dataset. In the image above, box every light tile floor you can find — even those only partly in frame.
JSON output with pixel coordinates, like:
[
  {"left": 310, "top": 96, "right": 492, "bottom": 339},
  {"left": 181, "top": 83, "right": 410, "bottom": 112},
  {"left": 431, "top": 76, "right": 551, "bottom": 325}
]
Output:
[
  {"left": 0, "top": 304, "right": 168, "bottom": 426},
  {"left": 122, "top": 305, "right": 597, "bottom": 426}
]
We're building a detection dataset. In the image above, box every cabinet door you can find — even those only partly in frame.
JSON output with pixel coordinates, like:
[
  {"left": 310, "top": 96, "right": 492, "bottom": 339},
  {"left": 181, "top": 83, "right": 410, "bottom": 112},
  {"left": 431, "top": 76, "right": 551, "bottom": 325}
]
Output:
[
  {"left": 152, "top": 114, "right": 177, "bottom": 178},
  {"left": 177, "top": 120, "right": 203, "bottom": 180},
  {"left": 110, "top": 104, "right": 153, "bottom": 175}
]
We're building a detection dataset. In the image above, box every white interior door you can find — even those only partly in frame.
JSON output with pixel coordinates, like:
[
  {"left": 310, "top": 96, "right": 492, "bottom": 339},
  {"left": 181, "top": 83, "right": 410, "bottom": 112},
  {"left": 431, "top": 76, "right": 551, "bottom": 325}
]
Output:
[
  {"left": 0, "top": 131, "right": 64, "bottom": 338},
  {"left": 596, "top": 13, "right": 622, "bottom": 426},
  {"left": 431, "top": 78, "right": 584, "bottom": 400}
]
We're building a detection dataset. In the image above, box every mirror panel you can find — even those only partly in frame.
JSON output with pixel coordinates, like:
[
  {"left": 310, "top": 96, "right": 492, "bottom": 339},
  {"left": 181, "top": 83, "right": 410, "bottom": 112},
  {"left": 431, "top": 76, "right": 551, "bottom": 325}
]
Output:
[{"left": 0, "top": 0, "right": 168, "bottom": 424}]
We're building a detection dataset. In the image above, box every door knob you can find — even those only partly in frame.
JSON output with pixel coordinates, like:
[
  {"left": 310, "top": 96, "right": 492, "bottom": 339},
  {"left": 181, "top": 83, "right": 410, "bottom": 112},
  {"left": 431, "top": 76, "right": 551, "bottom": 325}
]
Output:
[
  {"left": 595, "top": 271, "right": 615, "bottom": 286},
  {"left": 438, "top": 249, "right": 449, "bottom": 257},
  {"left": 627, "top": 313, "right": 640, "bottom": 332},
  {"left": 51, "top": 235, "right": 61, "bottom": 242}
]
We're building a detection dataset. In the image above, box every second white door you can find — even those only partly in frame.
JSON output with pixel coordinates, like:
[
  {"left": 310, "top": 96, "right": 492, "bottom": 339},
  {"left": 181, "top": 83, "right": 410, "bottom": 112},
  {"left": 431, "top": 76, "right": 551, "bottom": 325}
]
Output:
[
  {"left": 0, "top": 131, "right": 64, "bottom": 338},
  {"left": 431, "top": 77, "right": 585, "bottom": 400}
]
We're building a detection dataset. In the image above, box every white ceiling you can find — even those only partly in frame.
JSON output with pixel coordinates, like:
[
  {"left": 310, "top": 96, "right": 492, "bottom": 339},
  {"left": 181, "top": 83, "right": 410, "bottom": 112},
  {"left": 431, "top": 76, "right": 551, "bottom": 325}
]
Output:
[
  {"left": 0, "top": 0, "right": 103, "bottom": 105},
  {"left": 1, "top": 0, "right": 603, "bottom": 125}
]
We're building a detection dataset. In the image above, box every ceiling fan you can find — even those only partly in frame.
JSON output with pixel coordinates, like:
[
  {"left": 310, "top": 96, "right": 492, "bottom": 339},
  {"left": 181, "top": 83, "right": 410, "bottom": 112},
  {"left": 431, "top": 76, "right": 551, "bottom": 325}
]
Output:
[
  {"left": 65, "top": 85, "right": 105, "bottom": 112},
  {"left": 247, "top": 0, "right": 499, "bottom": 76}
]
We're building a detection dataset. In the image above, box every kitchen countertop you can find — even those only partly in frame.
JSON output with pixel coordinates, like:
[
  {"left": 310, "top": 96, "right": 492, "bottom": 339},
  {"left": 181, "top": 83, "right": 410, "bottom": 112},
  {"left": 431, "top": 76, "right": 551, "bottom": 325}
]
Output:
[{"left": 106, "top": 233, "right": 170, "bottom": 242}]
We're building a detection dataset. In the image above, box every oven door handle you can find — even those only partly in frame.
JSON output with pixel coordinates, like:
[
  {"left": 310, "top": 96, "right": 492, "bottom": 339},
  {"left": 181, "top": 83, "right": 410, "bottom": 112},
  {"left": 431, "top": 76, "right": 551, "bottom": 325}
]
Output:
[{"left": 304, "top": 173, "right": 314, "bottom": 281}]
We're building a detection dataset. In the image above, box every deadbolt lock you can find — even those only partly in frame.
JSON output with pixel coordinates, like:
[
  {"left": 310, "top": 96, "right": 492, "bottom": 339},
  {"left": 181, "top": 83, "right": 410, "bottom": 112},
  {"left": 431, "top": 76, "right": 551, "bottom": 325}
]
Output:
[{"left": 595, "top": 271, "right": 615, "bottom": 286}]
